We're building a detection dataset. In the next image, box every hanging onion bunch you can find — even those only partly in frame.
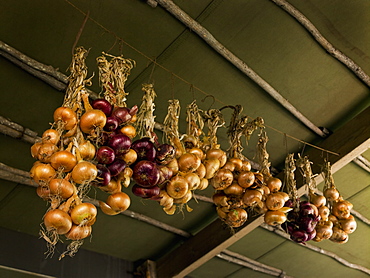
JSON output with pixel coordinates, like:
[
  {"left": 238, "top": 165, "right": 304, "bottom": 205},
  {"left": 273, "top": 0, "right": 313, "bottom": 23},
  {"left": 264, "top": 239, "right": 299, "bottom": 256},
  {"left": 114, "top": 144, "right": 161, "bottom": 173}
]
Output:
[
  {"left": 317, "top": 161, "right": 356, "bottom": 244},
  {"left": 31, "top": 47, "right": 100, "bottom": 259},
  {"left": 90, "top": 53, "right": 139, "bottom": 215},
  {"left": 280, "top": 154, "right": 319, "bottom": 244}
]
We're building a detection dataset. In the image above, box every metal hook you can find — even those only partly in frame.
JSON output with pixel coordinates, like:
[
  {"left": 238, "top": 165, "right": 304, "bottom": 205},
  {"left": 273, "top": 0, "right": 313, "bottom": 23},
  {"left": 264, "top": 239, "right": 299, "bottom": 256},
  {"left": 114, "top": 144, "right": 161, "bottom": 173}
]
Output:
[{"left": 201, "top": 94, "right": 215, "bottom": 110}]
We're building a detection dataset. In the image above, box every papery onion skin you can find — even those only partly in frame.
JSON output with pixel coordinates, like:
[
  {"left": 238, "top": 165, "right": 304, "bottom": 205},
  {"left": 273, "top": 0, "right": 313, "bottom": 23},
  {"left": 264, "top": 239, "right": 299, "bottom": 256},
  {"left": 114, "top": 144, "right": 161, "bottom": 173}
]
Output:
[
  {"left": 120, "top": 124, "right": 137, "bottom": 139},
  {"left": 50, "top": 150, "right": 77, "bottom": 172},
  {"left": 70, "top": 203, "right": 97, "bottom": 226},
  {"left": 166, "top": 175, "right": 189, "bottom": 199},
  {"left": 65, "top": 225, "right": 92, "bottom": 240},
  {"left": 79, "top": 140, "right": 96, "bottom": 161},
  {"left": 111, "top": 107, "right": 132, "bottom": 125},
  {"left": 44, "top": 209, "right": 72, "bottom": 235},
  {"left": 30, "top": 162, "right": 56, "bottom": 185},
  {"left": 93, "top": 164, "right": 111, "bottom": 186},
  {"left": 96, "top": 146, "right": 116, "bottom": 165},
  {"left": 106, "top": 192, "right": 131, "bottom": 212},
  {"left": 80, "top": 109, "right": 107, "bottom": 134},
  {"left": 37, "top": 186, "right": 51, "bottom": 200},
  {"left": 131, "top": 138, "right": 157, "bottom": 162},
  {"left": 242, "top": 189, "right": 263, "bottom": 207},
  {"left": 156, "top": 144, "right": 176, "bottom": 165},
  {"left": 132, "top": 160, "right": 160, "bottom": 187},
  {"left": 42, "top": 129, "right": 60, "bottom": 145},
  {"left": 132, "top": 184, "right": 161, "bottom": 199},
  {"left": 92, "top": 98, "right": 113, "bottom": 116},
  {"left": 225, "top": 208, "right": 248, "bottom": 228},
  {"left": 37, "top": 143, "right": 59, "bottom": 163},
  {"left": 178, "top": 153, "right": 201, "bottom": 173},
  {"left": 212, "top": 168, "right": 234, "bottom": 190},
  {"left": 266, "top": 177, "right": 282, "bottom": 193},
  {"left": 108, "top": 134, "right": 132, "bottom": 156},
  {"left": 53, "top": 107, "right": 77, "bottom": 130},
  {"left": 71, "top": 161, "right": 98, "bottom": 184},
  {"left": 237, "top": 171, "right": 255, "bottom": 189},
  {"left": 264, "top": 210, "right": 287, "bottom": 226},
  {"left": 107, "top": 159, "right": 126, "bottom": 177},
  {"left": 223, "top": 182, "right": 244, "bottom": 196},
  {"left": 104, "top": 116, "right": 119, "bottom": 132},
  {"left": 49, "top": 178, "right": 74, "bottom": 199},
  {"left": 265, "top": 193, "right": 286, "bottom": 211}
]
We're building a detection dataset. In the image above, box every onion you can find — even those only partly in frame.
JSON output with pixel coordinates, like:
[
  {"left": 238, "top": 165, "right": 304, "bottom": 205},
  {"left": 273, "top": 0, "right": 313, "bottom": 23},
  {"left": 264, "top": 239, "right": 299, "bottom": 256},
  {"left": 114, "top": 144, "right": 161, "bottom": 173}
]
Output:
[
  {"left": 31, "top": 142, "right": 42, "bottom": 159},
  {"left": 70, "top": 203, "right": 97, "bottom": 226},
  {"left": 212, "top": 192, "right": 229, "bottom": 207},
  {"left": 80, "top": 109, "right": 107, "bottom": 134},
  {"left": 111, "top": 107, "right": 132, "bottom": 125},
  {"left": 318, "top": 205, "right": 330, "bottom": 221},
  {"left": 332, "top": 200, "right": 353, "bottom": 219},
  {"left": 195, "top": 163, "right": 206, "bottom": 179},
  {"left": 30, "top": 162, "right": 56, "bottom": 185},
  {"left": 106, "top": 192, "right": 131, "bottom": 212},
  {"left": 92, "top": 98, "right": 112, "bottom": 116},
  {"left": 265, "top": 192, "right": 286, "bottom": 211},
  {"left": 104, "top": 116, "right": 120, "bottom": 132},
  {"left": 204, "top": 158, "right": 221, "bottom": 179},
  {"left": 42, "top": 129, "right": 60, "bottom": 145},
  {"left": 167, "top": 157, "right": 179, "bottom": 175},
  {"left": 240, "top": 160, "right": 252, "bottom": 172},
  {"left": 107, "top": 159, "right": 126, "bottom": 176},
  {"left": 53, "top": 107, "right": 77, "bottom": 130},
  {"left": 166, "top": 175, "right": 189, "bottom": 199},
  {"left": 339, "top": 215, "right": 357, "bottom": 234},
  {"left": 187, "top": 147, "right": 204, "bottom": 160},
  {"left": 44, "top": 209, "right": 72, "bottom": 234},
  {"left": 211, "top": 168, "right": 234, "bottom": 190},
  {"left": 71, "top": 161, "right": 98, "bottom": 184},
  {"left": 330, "top": 226, "right": 349, "bottom": 244},
  {"left": 324, "top": 187, "right": 340, "bottom": 202},
  {"left": 108, "top": 134, "right": 132, "bottom": 156},
  {"left": 50, "top": 150, "right": 77, "bottom": 172},
  {"left": 120, "top": 149, "right": 137, "bottom": 165},
  {"left": 315, "top": 220, "right": 334, "bottom": 240},
  {"left": 78, "top": 140, "right": 96, "bottom": 161},
  {"left": 120, "top": 124, "right": 137, "bottom": 139},
  {"left": 93, "top": 164, "right": 111, "bottom": 186},
  {"left": 206, "top": 148, "right": 227, "bottom": 168},
  {"left": 36, "top": 186, "right": 51, "bottom": 200},
  {"left": 290, "top": 229, "right": 309, "bottom": 243},
  {"left": 132, "top": 160, "right": 160, "bottom": 187},
  {"left": 298, "top": 216, "right": 317, "bottom": 233},
  {"left": 65, "top": 225, "right": 92, "bottom": 240},
  {"left": 228, "top": 158, "right": 243, "bottom": 172},
  {"left": 157, "top": 165, "right": 173, "bottom": 185},
  {"left": 178, "top": 153, "right": 201, "bottom": 173},
  {"left": 222, "top": 161, "right": 235, "bottom": 172},
  {"left": 131, "top": 138, "right": 156, "bottom": 162},
  {"left": 242, "top": 189, "right": 262, "bottom": 207},
  {"left": 223, "top": 182, "right": 244, "bottom": 196},
  {"left": 49, "top": 178, "right": 74, "bottom": 199},
  {"left": 237, "top": 171, "right": 255, "bottom": 189},
  {"left": 174, "top": 190, "right": 193, "bottom": 204},
  {"left": 266, "top": 177, "right": 282, "bottom": 193},
  {"left": 99, "top": 179, "right": 119, "bottom": 194},
  {"left": 159, "top": 190, "right": 174, "bottom": 208},
  {"left": 156, "top": 144, "right": 176, "bottom": 165},
  {"left": 184, "top": 172, "right": 201, "bottom": 190},
  {"left": 132, "top": 184, "right": 161, "bottom": 199},
  {"left": 197, "top": 178, "right": 209, "bottom": 190},
  {"left": 225, "top": 208, "right": 248, "bottom": 228},
  {"left": 96, "top": 146, "right": 116, "bottom": 164},
  {"left": 264, "top": 210, "right": 287, "bottom": 226},
  {"left": 309, "top": 193, "right": 326, "bottom": 208},
  {"left": 99, "top": 201, "right": 120, "bottom": 215},
  {"left": 37, "top": 143, "right": 59, "bottom": 163}
]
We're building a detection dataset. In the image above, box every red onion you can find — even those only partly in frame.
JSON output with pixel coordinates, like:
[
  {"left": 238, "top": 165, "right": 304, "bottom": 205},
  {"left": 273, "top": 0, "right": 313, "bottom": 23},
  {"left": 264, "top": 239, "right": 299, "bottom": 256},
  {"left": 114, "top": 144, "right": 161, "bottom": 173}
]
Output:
[
  {"left": 92, "top": 99, "right": 113, "bottom": 116},
  {"left": 132, "top": 184, "right": 160, "bottom": 199},
  {"left": 111, "top": 107, "right": 132, "bottom": 124},
  {"left": 298, "top": 216, "right": 317, "bottom": 233},
  {"left": 108, "top": 134, "right": 132, "bottom": 156},
  {"left": 93, "top": 164, "right": 111, "bottom": 186},
  {"left": 129, "top": 105, "right": 138, "bottom": 116},
  {"left": 131, "top": 137, "right": 156, "bottom": 162},
  {"left": 107, "top": 159, "right": 127, "bottom": 176},
  {"left": 132, "top": 160, "right": 160, "bottom": 187},
  {"left": 290, "top": 229, "right": 309, "bottom": 243},
  {"left": 104, "top": 116, "right": 120, "bottom": 132},
  {"left": 96, "top": 146, "right": 116, "bottom": 164}
]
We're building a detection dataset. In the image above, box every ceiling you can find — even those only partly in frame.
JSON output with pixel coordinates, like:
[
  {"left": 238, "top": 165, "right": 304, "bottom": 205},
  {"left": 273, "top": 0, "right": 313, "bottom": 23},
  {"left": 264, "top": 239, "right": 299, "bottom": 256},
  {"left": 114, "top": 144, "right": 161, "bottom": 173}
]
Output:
[{"left": 0, "top": 0, "right": 369, "bottom": 277}]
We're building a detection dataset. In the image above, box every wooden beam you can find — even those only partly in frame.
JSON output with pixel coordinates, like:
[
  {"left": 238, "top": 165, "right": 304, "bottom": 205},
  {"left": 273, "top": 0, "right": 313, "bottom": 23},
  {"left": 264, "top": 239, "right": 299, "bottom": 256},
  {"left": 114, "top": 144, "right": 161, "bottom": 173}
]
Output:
[{"left": 155, "top": 106, "right": 370, "bottom": 278}]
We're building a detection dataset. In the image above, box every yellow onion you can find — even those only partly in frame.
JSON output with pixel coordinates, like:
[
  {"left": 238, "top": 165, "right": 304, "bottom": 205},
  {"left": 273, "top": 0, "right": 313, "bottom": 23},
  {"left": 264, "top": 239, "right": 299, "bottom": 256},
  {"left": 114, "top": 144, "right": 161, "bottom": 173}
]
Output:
[
  {"left": 265, "top": 192, "right": 286, "bottom": 211},
  {"left": 225, "top": 208, "right": 248, "bottom": 228},
  {"left": 42, "top": 129, "right": 60, "bottom": 145},
  {"left": 204, "top": 158, "right": 221, "bottom": 179},
  {"left": 71, "top": 161, "right": 97, "bottom": 184},
  {"left": 339, "top": 215, "right": 357, "bottom": 234},
  {"left": 49, "top": 178, "right": 74, "bottom": 199},
  {"left": 197, "top": 178, "right": 209, "bottom": 190},
  {"left": 178, "top": 153, "right": 201, "bottom": 173},
  {"left": 53, "top": 107, "right": 77, "bottom": 131},
  {"left": 30, "top": 162, "right": 56, "bottom": 185},
  {"left": 50, "top": 150, "right": 77, "bottom": 172},
  {"left": 332, "top": 200, "right": 353, "bottom": 219},
  {"left": 324, "top": 187, "right": 340, "bottom": 202},
  {"left": 166, "top": 175, "right": 189, "bottom": 199},
  {"left": 240, "top": 160, "right": 252, "bottom": 172},
  {"left": 106, "top": 192, "right": 131, "bottom": 212},
  {"left": 318, "top": 205, "right": 330, "bottom": 221},
  {"left": 159, "top": 190, "right": 174, "bottom": 208},
  {"left": 228, "top": 158, "right": 243, "bottom": 172},
  {"left": 44, "top": 209, "right": 72, "bottom": 235},
  {"left": 70, "top": 203, "right": 97, "bottom": 226},
  {"left": 266, "top": 177, "right": 282, "bottom": 193},
  {"left": 264, "top": 210, "right": 287, "bottom": 226},
  {"left": 237, "top": 171, "right": 255, "bottom": 189},
  {"left": 330, "top": 226, "right": 348, "bottom": 244},
  {"left": 242, "top": 189, "right": 262, "bottom": 207},
  {"left": 213, "top": 192, "right": 229, "bottom": 207},
  {"left": 184, "top": 172, "right": 201, "bottom": 190},
  {"left": 309, "top": 193, "right": 326, "bottom": 208},
  {"left": 78, "top": 140, "right": 96, "bottom": 161},
  {"left": 174, "top": 190, "right": 193, "bottom": 204},
  {"left": 65, "top": 225, "right": 92, "bottom": 240},
  {"left": 37, "top": 143, "right": 59, "bottom": 163},
  {"left": 212, "top": 168, "right": 234, "bottom": 190},
  {"left": 195, "top": 163, "right": 206, "bottom": 179},
  {"left": 223, "top": 182, "right": 244, "bottom": 196},
  {"left": 206, "top": 148, "right": 227, "bottom": 168}
]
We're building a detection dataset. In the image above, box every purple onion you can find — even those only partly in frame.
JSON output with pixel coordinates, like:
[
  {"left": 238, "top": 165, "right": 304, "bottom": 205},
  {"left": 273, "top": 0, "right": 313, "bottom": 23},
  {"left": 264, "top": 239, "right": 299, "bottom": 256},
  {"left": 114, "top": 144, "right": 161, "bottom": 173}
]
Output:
[
  {"left": 132, "top": 160, "right": 160, "bottom": 187},
  {"left": 131, "top": 137, "right": 156, "bottom": 162},
  {"left": 290, "top": 229, "right": 309, "bottom": 243},
  {"left": 96, "top": 146, "right": 116, "bottom": 164},
  {"left": 108, "top": 134, "right": 132, "bottom": 156},
  {"left": 92, "top": 98, "right": 113, "bottom": 116},
  {"left": 306, "top": 229, "right": 317, "bottom": 241},
  {"left": 111, "top": 107, "right": 132, "bottom": 124},
  {"left": 129, "top": 105, "right": 138, "bottom": 116},
  {"left": 107, "top": 159, "right": 127, "bottom": 176},
  {"left": 104, "top": 116, "right": 120, "bottom": 132},
  {"left": 132, "top": 184, "right": 160, "bottom": 199},
  {"left": 93, "top": 164, "right": 111, "bottom": 186},
  {"left": 298, "top": 216, "right": 316, "bottom": 233}
]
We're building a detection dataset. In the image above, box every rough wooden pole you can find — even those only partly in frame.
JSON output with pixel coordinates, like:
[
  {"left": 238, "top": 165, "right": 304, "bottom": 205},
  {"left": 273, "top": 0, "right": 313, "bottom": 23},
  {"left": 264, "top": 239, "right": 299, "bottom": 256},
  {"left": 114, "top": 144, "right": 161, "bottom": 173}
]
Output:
[
  {"left": 271, "top": 0, "right": 370, "bottom": 88},
  {"left": 154, "top": 0, "right": 327, "bottom": 138}
]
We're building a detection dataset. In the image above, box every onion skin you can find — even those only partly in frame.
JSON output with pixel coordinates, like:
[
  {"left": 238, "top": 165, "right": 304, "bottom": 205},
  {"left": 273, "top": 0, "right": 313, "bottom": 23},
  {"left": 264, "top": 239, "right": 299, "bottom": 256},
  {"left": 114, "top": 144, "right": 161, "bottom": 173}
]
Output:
[
  {"left": 79, "top": 140, "right": 96, "bottom": 161},
  {"left": 264, "top": 210, "right": 287, "bottom": 226},
  {"left": 37, "top": 143, "right": 59, "bottom": 163},
  {"left": 50, "top": 150, "right": 77, "bottom": 172},
  {"left": 108, "top": 134, "right": 132, "bottom": 156},
  {"left": 212, "top": 168, "right": 234, "bottom": 190},
  {"left": 242, "top": 189, "right": 262, "bottom": 207},
  {"left": 30, "top": 162, "right": 56, "bottom": 185},
  {"left": 65, "top": 225, "right": 92, "bottom": 240},
  {"left": 225, "top": 208, "right": 248, "bottom": 228},
  {"left": 204, "top": 158, "right": 221, "bottom": 179},
  {"left": 80, "top": 109, "right": 107, "bottom": 134},
  {"left": 178, "top": 153, "right": 201, "bottom": 173},
  {"left": 223, "top": 182, "right": 244, "bottom": 196},
  {"left": 92, "top": 98, "right": 113, "bottom": 116},
  {"left": 71, "top": 161, "right": 98, "bottom": 184},
  {"left": 37, "top": 186, "right": 51, "bottom": 200},
  {"left": 104, "top": 116, "right": 119, "bottom": 132},
  {"left": 265, "top": 193, "right": 286, "bottom": 211},
  {"left": 49, "top": 178, "right": 74, "bottom": 199},
  {"left": 106, "top": 192, "right": 131, "bottom": 212},
  {"left": 166, "top": 175, "right": 189, "bottom": 199},
  {"left": 332, "top": 200, "right": 353, "bottom": 219},
  {"left": 206, "top": 149, "right": 227, "bottom": 168},
  {"left": 44, "top": 209, "right": 72, "bottom": 235},
  {"left": 339, "top": 215, "right": 357, "bottom": 234},
  {"left": 330, "top": 226, "right": 349, "bottom": 244},
  {"left": 42, "top": 129, "right": 60, "bottom": 145},
  {"left": 107, "top": 159, "right": 126, "bottom": 177},
  {"left": 237, "top": 171, "right": 255, "bottom": 189},
  {"left": 132, "top": 184, "right": 161, "bottom": 199},
  {"left": 132, "top": 160, "right": 160, "bottom": 187},
  {"left": 131, "top": 138, "right": 156, "bottom": 162},
  {"left": 70, "top": 203, "right": 97, "bottom": 226},
  {"left": 96, "top": 146, "right": 116, "bottom": 165},
  {"left": 324, "top": 187, "right": 340, "bottom": 202},
  {"left": 156, "top": 144, "right": 176, "bottom": 165},
  {"left": 53, "top": 107, "right": 77, "bottom": 130},
  {"left": 120, "top": 124, "right": 137, "bottom": 139},
  {"left": 266, "top": 177, "right": 282, "bottom": 193},
  {"left": 111, "top": 107, "right": 132, "bottom": 125}
]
